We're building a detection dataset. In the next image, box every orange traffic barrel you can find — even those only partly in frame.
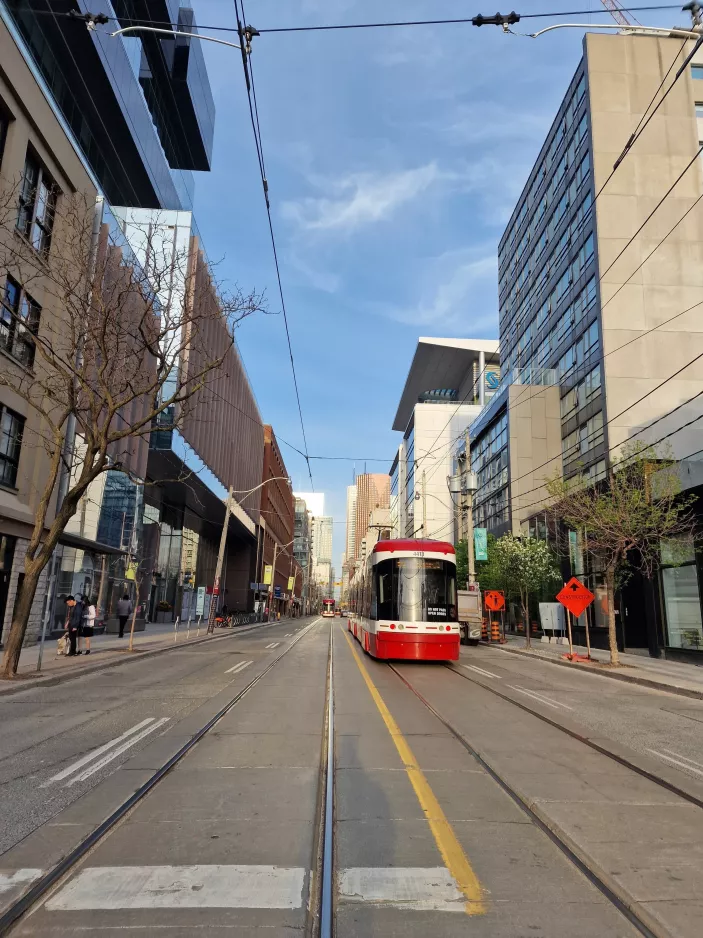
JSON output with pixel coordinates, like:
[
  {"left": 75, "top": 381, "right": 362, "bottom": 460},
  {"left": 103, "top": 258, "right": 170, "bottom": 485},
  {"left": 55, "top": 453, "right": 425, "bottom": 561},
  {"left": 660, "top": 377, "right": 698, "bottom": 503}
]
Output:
[
  {"left": 481, "top": 618, "right": 488, "bottom": 641},
  {"left": 490, "top": 620, "right": 500, "bottom": 642}
]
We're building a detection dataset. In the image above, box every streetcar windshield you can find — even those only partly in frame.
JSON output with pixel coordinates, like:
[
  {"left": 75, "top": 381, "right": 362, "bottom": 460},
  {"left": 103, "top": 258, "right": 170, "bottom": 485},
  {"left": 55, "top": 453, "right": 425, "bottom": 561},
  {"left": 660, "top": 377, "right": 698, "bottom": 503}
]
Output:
[{"left": 375, "top": 558, "right": 457, "bottom": 622}]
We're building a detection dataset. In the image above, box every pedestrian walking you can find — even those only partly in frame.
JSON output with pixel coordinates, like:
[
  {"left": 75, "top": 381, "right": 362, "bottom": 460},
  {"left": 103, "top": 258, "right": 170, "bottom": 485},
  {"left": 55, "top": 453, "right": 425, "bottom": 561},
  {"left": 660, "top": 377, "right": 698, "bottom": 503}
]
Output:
[
  {"left": 65, "top": 594, "right": 84, "bottom": 656},
  {"left": 116, "top": 593, "right": 132, "bottom": 638},
  {"left": 82, "top": 596, "right": 97, "bottom": 654}
]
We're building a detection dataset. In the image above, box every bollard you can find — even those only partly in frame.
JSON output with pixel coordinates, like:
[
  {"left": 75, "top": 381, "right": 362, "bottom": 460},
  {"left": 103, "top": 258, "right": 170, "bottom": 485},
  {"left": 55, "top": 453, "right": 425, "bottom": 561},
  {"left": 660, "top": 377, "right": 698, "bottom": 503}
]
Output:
[
  {"left": 174, "top": 616, "right": 180, "bottom": 642},
  {"left": 186, "top": 616, "right": 191, "bottom": 639},
  {"left": 196, "top": 614, "right": 202, "bottom": 637}
]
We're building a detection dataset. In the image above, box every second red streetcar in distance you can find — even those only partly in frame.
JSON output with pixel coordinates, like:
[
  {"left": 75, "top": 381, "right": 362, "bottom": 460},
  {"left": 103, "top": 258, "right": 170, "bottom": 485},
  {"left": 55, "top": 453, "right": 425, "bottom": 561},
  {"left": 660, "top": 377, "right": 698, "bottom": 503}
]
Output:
[
  {"left": 348, "top": 539, "right": 459, "bottom": 660},
  {"left": 321, "top": 598, "right": 336, "bottom": 618}
]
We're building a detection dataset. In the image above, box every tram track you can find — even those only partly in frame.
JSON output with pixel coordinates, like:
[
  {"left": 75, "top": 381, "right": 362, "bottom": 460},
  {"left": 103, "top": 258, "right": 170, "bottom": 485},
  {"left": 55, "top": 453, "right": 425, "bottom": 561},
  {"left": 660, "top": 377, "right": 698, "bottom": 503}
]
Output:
[
  {"left": 0, "top": 617, "right": 326, "bottom": 937},
  {"left": 386, "top": 660, "right": 683, "bottom": 938},
  {"left": 445, "top": 661, "right": 703, "bottom": 809}
]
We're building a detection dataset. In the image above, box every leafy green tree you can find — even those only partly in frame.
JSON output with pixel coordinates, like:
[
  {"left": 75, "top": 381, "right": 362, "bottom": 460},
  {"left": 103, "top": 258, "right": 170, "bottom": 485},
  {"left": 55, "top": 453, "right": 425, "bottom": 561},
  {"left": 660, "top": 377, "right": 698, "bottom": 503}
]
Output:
[
  {"left": 491, "top": 534, "right": 561, "bottom": 647},
  {"left": 455, "top": 539, "right": 468, "bottom": 587},
  {"left": 546, "top": 442, "right": 697, "bottom": 665}
]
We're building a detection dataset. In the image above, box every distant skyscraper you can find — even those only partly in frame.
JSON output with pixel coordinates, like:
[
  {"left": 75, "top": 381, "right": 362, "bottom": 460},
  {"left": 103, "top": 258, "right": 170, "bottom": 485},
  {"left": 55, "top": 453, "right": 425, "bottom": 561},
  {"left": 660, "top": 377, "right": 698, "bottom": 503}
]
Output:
[
  {"left": 293, "top": 492, "right": 324, "bottom": 518},
  {"left": 355, "top": 474, "right": 390, "bottom": 559},
  {"left": 313, "top": 516, "right": 334, "bottom": 565},
  {"left": 345, "top": 485, "right": 357, "bottom": 562}
]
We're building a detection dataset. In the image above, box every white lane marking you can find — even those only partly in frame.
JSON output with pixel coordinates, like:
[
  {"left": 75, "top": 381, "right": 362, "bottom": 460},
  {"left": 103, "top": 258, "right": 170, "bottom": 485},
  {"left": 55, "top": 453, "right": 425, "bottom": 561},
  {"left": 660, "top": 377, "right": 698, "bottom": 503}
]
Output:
[
  {"left": 224, "top": 660, "right": 253, "bottom": 674},
  {"left": 46, "top": 865, "right": 306, "bottom": 910},
  {"left": 265, "top": 642, "right": 280, "bottom": 649},
  {"left": 508, "top": 685, "right": 573, "bottom": 711},
  {"left": 43, "top": 719, "right": 156, "bottom": 786},
  {"left": 285, "top": 633, "right": 292, "bottom": 636},
  {"left": 339, "top": 867, "right": 463, "bottom": 912},
  {"left": 463, "top": 664, "right": 501, "bottom": 679},
  {"left": 647, "top": 748, "right": 703, "bottom": 778},
  {"left": 69, "top": 719, "right": 171, "bottom": 784},
  {"left": 0, "top": 869, "right": 43, "bottom": 896}
]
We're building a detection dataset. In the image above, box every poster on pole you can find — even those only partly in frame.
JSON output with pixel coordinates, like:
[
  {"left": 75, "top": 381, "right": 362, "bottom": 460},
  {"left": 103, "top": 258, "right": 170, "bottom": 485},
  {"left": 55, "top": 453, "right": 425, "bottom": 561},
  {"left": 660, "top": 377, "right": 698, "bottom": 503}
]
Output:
[
  {"left": 474, "top": 527, "right": 488, "bottom": 562},
  {"left": 287, "top": 576, "right": 295, "bottom": 591},
  {"left": 263, "top": 564, "right": 273, "bottom": 585},
  {"left": 195, "top": 586, "right": 206, "bottom": 616}
]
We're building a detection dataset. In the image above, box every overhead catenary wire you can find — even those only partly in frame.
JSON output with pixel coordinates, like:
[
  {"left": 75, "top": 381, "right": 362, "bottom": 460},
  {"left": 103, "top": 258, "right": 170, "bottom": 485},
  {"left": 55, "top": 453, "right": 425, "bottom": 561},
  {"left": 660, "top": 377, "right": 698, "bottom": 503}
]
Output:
[{"left": 230, "top": 0, "right": 314, "bottom": 492}]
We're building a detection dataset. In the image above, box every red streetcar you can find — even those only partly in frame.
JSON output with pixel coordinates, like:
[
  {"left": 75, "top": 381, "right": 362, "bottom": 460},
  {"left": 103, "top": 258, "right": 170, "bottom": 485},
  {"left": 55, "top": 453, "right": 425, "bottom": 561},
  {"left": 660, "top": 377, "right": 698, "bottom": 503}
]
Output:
[
  {"left": 348, "top": 539, "right": 459, "bottom": 661},
  {"left": 321, "top": 598, "right": 336, "bottom": 618}
]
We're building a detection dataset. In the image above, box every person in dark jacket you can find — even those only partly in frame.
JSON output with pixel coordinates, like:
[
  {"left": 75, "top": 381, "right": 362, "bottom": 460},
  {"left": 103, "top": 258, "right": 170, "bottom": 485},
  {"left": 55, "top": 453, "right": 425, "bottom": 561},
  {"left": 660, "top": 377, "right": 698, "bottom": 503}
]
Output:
[
  {"left": 116, "top": 594, "right": 132, "bottom": 638},
  {"left": 65, "top": 595, "right": 84, "bottom": 656}
]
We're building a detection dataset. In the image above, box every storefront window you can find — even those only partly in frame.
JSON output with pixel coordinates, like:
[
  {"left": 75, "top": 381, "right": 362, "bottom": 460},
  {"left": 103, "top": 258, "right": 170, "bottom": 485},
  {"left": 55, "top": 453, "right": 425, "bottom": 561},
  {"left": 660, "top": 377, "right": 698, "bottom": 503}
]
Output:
[{"left": 661, "top": 537, "right": 702, "bottom": 650}]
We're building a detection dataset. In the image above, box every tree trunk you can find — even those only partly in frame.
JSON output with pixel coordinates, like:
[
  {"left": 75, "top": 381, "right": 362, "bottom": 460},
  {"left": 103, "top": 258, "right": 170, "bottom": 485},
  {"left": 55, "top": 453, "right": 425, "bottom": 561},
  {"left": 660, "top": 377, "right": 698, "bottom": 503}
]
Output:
[
  {"left": 605, "top": 566, "right": 620, "bottom": 666},
  {"left": 1, "top": 559, "right": 45, "bottom": 678}
]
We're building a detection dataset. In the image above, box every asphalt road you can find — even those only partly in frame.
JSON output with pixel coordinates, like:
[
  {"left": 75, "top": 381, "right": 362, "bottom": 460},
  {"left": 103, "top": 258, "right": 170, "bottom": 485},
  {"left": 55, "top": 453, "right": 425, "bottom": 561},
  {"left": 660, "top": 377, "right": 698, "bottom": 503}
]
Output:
[
  {"left": 1, "top": 618, "right": 701, "bottom": 937},
  {"left": 0, "top": 616, "right": 309, "bottom": 855},
  {"left": 461, "top": 643, "right": 703, "bottom": 783}
]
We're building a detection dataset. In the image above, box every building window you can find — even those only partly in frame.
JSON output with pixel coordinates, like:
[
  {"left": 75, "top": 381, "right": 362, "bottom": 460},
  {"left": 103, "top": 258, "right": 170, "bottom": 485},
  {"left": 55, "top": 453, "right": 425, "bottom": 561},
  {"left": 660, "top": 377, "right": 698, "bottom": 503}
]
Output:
[
  {"left": 17, "top": 149, "right": 58, "bottom": 253},
  {"left": 660, "top": 536, "right": 703, "bottom": 650},
  {"left": 1, "top": 277, "right": 41, "bottom": 367},
  {"left": 693, "top": 66, "right": 703, "bottom": 80},
  {"left": 0, "top": 405, "right": 24, "bottom": 488}
]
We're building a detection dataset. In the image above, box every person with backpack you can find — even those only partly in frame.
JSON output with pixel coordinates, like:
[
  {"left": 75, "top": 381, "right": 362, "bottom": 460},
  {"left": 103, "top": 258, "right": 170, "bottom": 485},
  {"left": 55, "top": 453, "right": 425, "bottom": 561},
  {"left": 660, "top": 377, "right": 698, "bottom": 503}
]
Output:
[{"left": 116, "top": 594, "right": 132, "bottom": 638}]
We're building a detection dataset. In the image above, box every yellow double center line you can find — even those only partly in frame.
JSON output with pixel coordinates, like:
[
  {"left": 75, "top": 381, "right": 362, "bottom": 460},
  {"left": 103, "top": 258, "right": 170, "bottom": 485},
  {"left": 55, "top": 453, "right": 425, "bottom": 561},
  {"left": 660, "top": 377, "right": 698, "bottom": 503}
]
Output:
[{"left": 342, "top": 629, "right": 486, "bottom": 915}]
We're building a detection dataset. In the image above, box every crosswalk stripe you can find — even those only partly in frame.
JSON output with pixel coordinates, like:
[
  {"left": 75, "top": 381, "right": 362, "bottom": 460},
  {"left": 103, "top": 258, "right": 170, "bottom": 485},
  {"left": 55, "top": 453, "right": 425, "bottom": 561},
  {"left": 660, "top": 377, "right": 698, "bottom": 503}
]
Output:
[
  {"left": 225, "top": 660, "right": 253, "bottom": 674},
  {"left": 265, "top": 642, "right": 280, "bottom": 649},
  {"left": 340, "top": 867, "right": 464, "bottom": 912},
  {"left": 0, "top": 869, "right": 43, "bottom": 898},
  {"left": 39, "top": 865, "right": 468, "bottom": 913},
  {"left": 45, "top": 866, "right": 306, "bottom": 910}
]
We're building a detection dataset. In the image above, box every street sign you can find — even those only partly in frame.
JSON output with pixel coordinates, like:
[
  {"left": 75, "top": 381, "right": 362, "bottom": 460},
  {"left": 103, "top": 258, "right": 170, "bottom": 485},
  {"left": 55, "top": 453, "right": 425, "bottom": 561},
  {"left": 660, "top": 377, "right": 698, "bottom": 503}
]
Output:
[
  {"left": 484, "top": 590, "right": 505, "bottom": 612},
  {"left": 195, "top": 587, "right": 205, "bottom": 616},
  {"left": 556, "top": 577, "right": 595, "bottom": 618}
]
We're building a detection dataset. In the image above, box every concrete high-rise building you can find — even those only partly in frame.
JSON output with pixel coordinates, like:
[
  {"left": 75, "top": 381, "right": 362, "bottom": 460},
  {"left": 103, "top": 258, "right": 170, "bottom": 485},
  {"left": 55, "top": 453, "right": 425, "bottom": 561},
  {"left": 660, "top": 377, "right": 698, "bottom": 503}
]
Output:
[
  {"left": 390, "top": 338, "right": 499, "bottom": 542},
  {"left": 355, "top": 474, "right": 391, "bottom": 559},
  {"left": 313, "top": 517, "right": 334, "bottom": 565},
  {"left": 487, "top": 31, "right": 703, "bottom": 657},
  {"left": 345, "top": 485, "right": 357, "bottom": 561},
  {"left": 293, "top": 492, "right": 324, "bottom": 518}
]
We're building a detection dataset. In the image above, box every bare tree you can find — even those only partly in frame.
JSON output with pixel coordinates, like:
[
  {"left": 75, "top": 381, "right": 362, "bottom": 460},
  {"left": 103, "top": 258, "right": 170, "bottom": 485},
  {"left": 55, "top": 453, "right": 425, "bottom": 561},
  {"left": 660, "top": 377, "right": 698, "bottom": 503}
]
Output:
[
  {"left": 0, "top": 181, "right": 265, "bottom": 677},
  {"left": 546, "top": 442, "right": 697, "bottom": 665}
]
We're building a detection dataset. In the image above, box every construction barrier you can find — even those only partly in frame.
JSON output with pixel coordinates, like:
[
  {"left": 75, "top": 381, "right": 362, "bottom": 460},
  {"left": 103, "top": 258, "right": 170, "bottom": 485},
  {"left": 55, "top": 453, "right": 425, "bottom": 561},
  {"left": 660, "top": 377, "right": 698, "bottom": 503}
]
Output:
[
  {"left": 490, "top": 620, "right": 500, "bottom": 642},
  {"left": 531, "top": 620, "right": 539, "bottom": 636},
  {"left": 481, "top": 618, "right": 488, "bottom": 641}
]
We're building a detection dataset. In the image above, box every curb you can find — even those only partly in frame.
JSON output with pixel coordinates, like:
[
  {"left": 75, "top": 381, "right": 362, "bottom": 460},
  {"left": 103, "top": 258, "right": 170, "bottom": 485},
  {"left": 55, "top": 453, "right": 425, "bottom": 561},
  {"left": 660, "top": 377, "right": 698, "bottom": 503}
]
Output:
[
  {"left": 0, "top": 619, "right": 300, "bottom": 698},
  {"left": 483, "top": 641, "right": 703, "bottom": 700}
]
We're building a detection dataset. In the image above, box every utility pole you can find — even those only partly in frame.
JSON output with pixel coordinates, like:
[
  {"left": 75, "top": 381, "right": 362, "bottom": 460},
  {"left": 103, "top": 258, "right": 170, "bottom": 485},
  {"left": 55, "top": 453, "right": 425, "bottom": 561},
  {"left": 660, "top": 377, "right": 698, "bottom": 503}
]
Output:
[
  {"left": 464, "top": 429, "right": 476, "bottom": 588},
  {"left": 208, "top": 486, "right": 233, "bottom": 633},
  {"left": 421, "top": 470, "right": 427, "bottom": 537}
]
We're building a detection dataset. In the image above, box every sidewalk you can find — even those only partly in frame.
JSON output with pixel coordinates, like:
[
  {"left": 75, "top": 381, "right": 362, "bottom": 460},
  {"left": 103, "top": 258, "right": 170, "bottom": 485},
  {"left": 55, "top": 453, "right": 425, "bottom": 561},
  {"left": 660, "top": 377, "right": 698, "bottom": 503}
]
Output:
[
  {"left": 492, "top": 633, "right": 703, "bottom": 698},
  {"left": 0, "top": 617, "right": 297, "bottom": 694}
]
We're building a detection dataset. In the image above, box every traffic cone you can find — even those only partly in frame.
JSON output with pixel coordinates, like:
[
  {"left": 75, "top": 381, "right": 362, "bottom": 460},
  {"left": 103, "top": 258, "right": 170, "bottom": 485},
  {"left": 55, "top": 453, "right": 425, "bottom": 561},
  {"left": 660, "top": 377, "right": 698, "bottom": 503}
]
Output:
[
  {"left": 531, "top": 620, "right": 539, "bottom": 636},
  {"left": 481, "top": 618, "right": 488, "bottom": 642},
  {"left": 490, "top": 620, "right": 500, "bottom": 642}
]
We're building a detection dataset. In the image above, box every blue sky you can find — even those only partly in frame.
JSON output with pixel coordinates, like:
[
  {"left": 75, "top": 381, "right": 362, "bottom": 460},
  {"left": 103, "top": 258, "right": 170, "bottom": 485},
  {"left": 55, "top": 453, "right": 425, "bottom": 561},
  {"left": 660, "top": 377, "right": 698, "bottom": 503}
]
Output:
[{"left": 190, "top": 0, "right": 671, "bottom": 569}]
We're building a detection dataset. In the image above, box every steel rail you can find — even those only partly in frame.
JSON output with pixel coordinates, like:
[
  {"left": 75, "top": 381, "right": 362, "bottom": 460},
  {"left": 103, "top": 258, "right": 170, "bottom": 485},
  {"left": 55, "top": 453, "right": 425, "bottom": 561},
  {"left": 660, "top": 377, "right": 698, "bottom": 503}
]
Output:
[
  {"left": 445, "top": 663, "right": 703, "bottom": 809},
  {"left": 0, "top": 617, "right": 323, "bottom": 936},
  {"left": 320, "top": 623, "right": 334, "bottom": 937},
  {"left": 387, "top": 662, "right": 662, "bottom": 938}
]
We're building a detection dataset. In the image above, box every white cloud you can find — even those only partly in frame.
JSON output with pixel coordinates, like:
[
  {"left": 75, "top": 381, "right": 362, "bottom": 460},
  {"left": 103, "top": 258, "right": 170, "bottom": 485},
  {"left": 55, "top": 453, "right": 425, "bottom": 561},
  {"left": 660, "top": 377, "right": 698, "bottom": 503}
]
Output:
[
  {"left": 380, "top": 248, "right": 498, "bottom": 330},
  {"left": 281, "top": 164, "right": 442, "bottom": 233}
]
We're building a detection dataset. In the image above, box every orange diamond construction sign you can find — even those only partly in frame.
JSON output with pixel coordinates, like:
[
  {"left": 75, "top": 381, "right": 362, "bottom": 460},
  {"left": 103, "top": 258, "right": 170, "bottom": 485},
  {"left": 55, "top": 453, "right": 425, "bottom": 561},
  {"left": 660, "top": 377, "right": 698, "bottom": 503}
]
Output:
[{"left": 556, "top": 577, "right": 595, "bottom": 618}]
